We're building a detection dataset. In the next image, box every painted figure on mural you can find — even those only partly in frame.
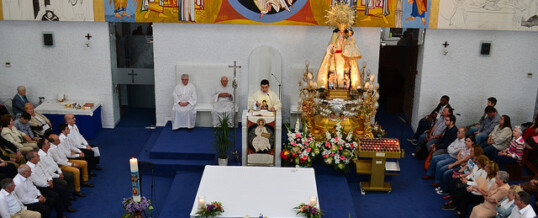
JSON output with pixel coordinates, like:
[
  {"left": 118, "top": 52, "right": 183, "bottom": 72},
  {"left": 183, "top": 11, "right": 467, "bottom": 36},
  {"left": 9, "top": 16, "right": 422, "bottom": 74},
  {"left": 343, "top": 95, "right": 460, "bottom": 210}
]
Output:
[
  {"left": 141, "top": 0, "right": 168, "bottom": 18},
  {"left": 405, "top": 0, "right": 428, "bottom": 25},
  {"left": 253, "top": 0, "right": 294, "bottom": 18},
  {"left": 252, "top": 119, "right": 272, "bottom": 152},
  {"left": 111, "top": 0, "right": 132, "bottom": 19}
]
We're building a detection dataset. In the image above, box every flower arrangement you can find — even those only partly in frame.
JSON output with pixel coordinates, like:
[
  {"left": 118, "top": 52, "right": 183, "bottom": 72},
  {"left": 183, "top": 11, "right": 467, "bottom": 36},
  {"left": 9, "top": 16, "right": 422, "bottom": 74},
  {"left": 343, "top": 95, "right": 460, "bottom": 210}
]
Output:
[
  {"left": 122, "top": 196, "right": 153, "bottom": 218},
  {"left": 294, "top": 203, "right": 322, "bottom": 218},
  {"left": 320, "top": 121, "right": 358, "bottom": 171},
  {"left": 371, "top": 122, "right": 387, "bottom": 138},
  {"left": 281, "top": 123, "right": 320, "bottom": 167},
  {"left": 196, "top": 201, "right": 224, "bottom": 217}
]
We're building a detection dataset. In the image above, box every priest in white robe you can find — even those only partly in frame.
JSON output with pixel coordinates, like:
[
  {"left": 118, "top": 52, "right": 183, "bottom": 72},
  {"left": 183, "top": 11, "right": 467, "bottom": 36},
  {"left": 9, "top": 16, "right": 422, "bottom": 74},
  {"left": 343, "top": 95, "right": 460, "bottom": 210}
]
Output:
[
  {"left": 172, "top": 74, "right": 197, "bottom": 131},
  {"left": 212, "top": 76, "right": 235, "bottom": 127},
  {"left": 248, "top": 79, "right": 281, "bottom": 112}
]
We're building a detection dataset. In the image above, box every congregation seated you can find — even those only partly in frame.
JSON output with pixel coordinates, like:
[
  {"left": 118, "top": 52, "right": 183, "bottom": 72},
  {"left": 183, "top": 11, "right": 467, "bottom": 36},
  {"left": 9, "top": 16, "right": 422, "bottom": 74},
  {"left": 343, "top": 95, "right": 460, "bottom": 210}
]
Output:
[
  {"left": 58, "top": 124, "right": 97, "bottom": 177},
  {"left": 11, "top": 86, "right": 30, "bottom": 118},
  {"left": 471, "top": 106, "right": 501, "bottom": 146},
  {"left": 520, "top": 175, "right": 538, "bottom": 210},
  {"left": 483, "top": 115, "right": 513, "bottom": 158},
  {"left": 0, "top": 178, "right": 41, "bottom": 218},
  {"left": 0, "top": 126, "right": 26, "bottom": 166},
  {"left": 413, "top": 107, "right": 453, "bottom": 157},
  {"left": 25, "top": 103, "right": 53, "bottom": 138},
  {"left": 493, "top": 185, "right": 522, "bottom": 218},
  {"left": 408, "top": 95, "right": 451, "bottom": 145},
  {"left": 65, "top": 114, "right": 102, "bottom": 171},
  {"left": 15, "top": 112, "right": 40, "bottom": 141},
  {"left": 508, "top": 191, "right": 536, "bottom": 218},
  {"left": 1, "top": 114, "right": 38, "bottom": 155},
  {"left": 429, "top": 114, "right": 458, "bottom": 157},
  {"left": 453, "top": 158, "right": 498, "bottom": 216},
  {"left": 36, "top": 139, "right": 76, "bottom": 201},
  {"left": 493, "top": 126, "right": 525, "bottom": 165},
  {"left": 469, "top": 170, "right": 510, "bottom": 218}
]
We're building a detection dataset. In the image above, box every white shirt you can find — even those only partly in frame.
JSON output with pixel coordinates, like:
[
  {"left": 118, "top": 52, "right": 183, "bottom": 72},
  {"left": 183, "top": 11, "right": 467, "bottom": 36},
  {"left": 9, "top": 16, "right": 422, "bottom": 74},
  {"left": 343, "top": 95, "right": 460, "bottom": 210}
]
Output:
[
  {"left": 68, "top": 124, "right": 88, "bottom": 149},
  {"left": 13, "top": 174, "right": 41, "bottom": 204},
  {"left": 508, "top": 204, "right": 536, "bottom": 218},
  {"left": 248, "top": 89, "right": 281, "bottom": 111},
  {"left": 447, "top": 137, "right": 466, "bottom": 158},
  {"left": 59, "top": 133, "right": 81, "bottom": 158},
  {"left": 0, "top": 189, "right": 25, "bottom": 217},
  {"left": 38, "top": 149, "right": 62, "bottom": 177},
  {"left": 27, "top": 161, "right": 51, "bottom": 188},
  {"left": 48, "top": 143, "right": 73, "bottom": 167}
]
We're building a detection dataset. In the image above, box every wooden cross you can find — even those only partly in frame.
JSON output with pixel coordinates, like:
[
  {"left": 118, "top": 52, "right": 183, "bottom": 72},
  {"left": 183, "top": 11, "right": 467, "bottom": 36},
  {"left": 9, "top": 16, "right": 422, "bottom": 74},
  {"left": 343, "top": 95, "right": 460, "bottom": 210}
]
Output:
[
  {"left": 443, "top": 41, "right": 449, "bottom": 48},
  {"left": 128, "top": 70, "right": 138, "bottom": 83},
  {"left": 85, "top": 33, "right": 92, "bottom": 40}
]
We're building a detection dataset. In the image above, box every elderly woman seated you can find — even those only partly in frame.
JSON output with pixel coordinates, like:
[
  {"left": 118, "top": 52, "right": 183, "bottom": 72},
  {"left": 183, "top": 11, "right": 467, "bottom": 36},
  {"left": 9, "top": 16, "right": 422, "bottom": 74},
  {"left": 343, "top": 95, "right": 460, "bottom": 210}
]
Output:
[
  {"left": 469, "top": 170, "right": 511, "bottom": 218},
  {"left": 493, "top": 126, "right": 525, "bottom": 165},
  {"left": 24, "top": 103, "right": 53, "bottom": 138},
  {"left": 0, "top": 114, "right": 38, "bottom": 155}
]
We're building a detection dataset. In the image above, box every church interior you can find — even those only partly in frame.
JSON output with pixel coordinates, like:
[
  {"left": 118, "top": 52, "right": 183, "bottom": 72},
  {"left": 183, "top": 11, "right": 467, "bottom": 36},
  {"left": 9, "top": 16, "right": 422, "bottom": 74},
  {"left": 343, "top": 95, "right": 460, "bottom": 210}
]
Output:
[{"left": 1, "top": 1, "right": 538, "bottom": 217}]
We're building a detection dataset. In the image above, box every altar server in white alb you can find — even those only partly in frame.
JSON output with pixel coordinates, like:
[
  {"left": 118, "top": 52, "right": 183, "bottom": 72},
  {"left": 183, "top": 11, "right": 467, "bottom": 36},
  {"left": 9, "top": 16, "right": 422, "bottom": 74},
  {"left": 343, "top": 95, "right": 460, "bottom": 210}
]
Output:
[
  {"left": 64, "top": 113, "right": 102, "bottom": 170},
  {"left": 212, "top": 76, "right": 235, "bottom": 127},
  {"left": 248, "top": 79, "right": 281, "bottom": 112},
  {"left": 172, "top": 74, "right": 197, "bottom": 131}
]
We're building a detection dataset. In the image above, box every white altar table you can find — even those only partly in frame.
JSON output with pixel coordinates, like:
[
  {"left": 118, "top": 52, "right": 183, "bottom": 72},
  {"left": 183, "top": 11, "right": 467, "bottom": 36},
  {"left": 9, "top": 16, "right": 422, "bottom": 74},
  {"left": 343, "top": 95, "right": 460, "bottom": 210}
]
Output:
[
  {"left": 35, "top": 100, "right": 102, "bottom": 139},
  {"left": 190, "top": 166, "right": 319, "bottom": 218}
]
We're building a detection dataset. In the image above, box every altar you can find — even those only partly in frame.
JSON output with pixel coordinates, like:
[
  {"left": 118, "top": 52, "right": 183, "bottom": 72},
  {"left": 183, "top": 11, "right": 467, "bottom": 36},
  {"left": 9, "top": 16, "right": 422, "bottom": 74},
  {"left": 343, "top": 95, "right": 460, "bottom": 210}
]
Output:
[
  {"left": 190, "top": 166, "right": 319, "bottom": 218},
  {"left": 241, "top": 110, "right": 282, "bottom": 166},
  {"left": 35, "top": 100, "right": 102, "bottom": 139}
]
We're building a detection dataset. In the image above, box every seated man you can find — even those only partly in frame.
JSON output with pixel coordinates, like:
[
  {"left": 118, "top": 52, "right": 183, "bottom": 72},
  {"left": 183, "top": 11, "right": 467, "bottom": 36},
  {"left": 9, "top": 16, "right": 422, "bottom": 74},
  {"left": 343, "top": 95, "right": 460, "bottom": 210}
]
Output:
[
  {"left": 508, "top": 191, "right": 536, "bottom": 218},
  {"left": 65, "top": 114, "right": 101, "bottom": 170},
  {"left": 172, "top": 74, "right": 197, "bottom": 132},
  {"left": 473, "top": 106, "right": 500, "bottom": 146},
  {"left": 430, "top": 114, "right": 458, "bottom": 156},
  {"left": 15, "top": 112, "right": 39, "bottom": 141},
  {"left": 48, "top": 134, "right": 92, "bottom": 197},
  {"left": 58, "top": 124, "right": 97, "bottom": 176},
  {"left": 415, "top": 107, "right": 453, "bottom": 152},
  {"left": 12, "top": 86, "right": 30, "bottom": 118},
  {"left": 468, "top": 97, "right": 497, "bottom": 136},
  {"left": 14, "top": 164, "right": 58, "bottom": 218},
  {"left": 25, "top": 103, "right": 53, "bottom": 138},
  {"left": 409, "top": 95, "right": 451, "bottom": 145},
  {"left": 212, "top": 76, "right": 235, "bottom": 127},
  {"left": 0, "top": 178, "right": 41, "bottom": 218},
  {"left": 37, "top": 139, "right": 76, "bottom": 200},
  {"left": 248, "top": 79, "right": 281, "bottom": 112}
]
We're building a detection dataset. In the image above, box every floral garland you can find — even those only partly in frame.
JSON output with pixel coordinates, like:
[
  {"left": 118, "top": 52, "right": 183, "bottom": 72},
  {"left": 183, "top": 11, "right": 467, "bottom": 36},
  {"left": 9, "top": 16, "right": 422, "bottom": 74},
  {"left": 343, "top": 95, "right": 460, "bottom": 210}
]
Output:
[
  {"left": 320, "top": 122, "right": 358, "bottom": 171},
  {"left": 196, "top": 201, "right": 224, "bottom": 217},
  {"left": 294, "top": 203, "right": 322, "bottom": 218},
  {"left": 122, "top": 196, "right": 153, "bottom": 218},
  {"left": 281, "top": 124, "right": 320, "bottom": 167}
]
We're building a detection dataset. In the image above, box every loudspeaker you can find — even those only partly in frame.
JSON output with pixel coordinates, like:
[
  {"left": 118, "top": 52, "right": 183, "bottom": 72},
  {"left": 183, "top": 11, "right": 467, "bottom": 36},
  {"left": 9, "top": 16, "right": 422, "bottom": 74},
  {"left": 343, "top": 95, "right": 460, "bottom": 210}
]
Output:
[
  {"left": 480, "top": 42, "right": 491, "bottom": 55},
  {"left": 43, "top": 33, "right": 54, "bottom": 46}
]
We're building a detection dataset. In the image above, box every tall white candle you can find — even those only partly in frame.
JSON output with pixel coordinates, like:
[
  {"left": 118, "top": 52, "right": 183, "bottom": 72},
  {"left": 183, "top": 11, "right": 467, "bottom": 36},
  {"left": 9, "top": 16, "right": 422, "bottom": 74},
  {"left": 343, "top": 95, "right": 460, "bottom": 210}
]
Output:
[{"left": 130, "top": 158, "right": 141, "bottom": 202}]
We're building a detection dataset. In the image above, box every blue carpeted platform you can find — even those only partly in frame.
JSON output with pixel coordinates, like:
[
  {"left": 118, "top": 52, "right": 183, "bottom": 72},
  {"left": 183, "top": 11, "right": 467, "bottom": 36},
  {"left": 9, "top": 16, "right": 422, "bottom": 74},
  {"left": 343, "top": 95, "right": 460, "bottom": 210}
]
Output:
[
  {"left": 160, "top": 171, "right": 203, "bottom": 217},
  {"left": 316, "top": 174, "right": 357, "bottom": 217},
  {"left": 149, "top": 123, "right": 217, "bottom": 160}
]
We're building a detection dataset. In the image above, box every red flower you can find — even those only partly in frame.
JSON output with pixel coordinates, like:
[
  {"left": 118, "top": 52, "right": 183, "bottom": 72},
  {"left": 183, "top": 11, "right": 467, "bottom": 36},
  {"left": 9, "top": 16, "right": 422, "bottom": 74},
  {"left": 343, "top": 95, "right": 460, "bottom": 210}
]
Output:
[
  {"left": 325, "top": 142, "right": 331, "bottom": 148},
  {"left": 340, "top": 155, "right": 345, "bottom": 160},
  {"left": 323, "top": 154, "right": 329, "bottom": 158},
  {"left": 330, "top": 153, "right": 335, "bottom": 157}
]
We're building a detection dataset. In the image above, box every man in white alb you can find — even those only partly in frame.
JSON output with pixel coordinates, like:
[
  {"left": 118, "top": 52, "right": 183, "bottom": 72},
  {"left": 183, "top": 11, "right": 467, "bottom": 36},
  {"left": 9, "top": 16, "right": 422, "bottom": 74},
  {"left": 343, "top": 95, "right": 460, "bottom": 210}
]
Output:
[
  {"left": 172, "top": 74, "right": 197, "bottom": 132},
  {"left": 248, "top": 79, "right": 281, "bottom": 112},
  {"left": 211, "top": 76, "right": 235, "bottom": 127}
]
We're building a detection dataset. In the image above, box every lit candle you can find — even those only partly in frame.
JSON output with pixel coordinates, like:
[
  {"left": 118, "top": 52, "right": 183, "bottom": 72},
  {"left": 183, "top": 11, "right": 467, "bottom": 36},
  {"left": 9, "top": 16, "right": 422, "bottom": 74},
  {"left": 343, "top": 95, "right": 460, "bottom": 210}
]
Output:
[
  {"left": 310, "top": 196, "right": 317, "bottom": 206},
  {"left": 129, "top": 158, "right": 141, "bottom": 202},
  {"left": 199, "top": 196, "right": 205, "bottom": 208}
]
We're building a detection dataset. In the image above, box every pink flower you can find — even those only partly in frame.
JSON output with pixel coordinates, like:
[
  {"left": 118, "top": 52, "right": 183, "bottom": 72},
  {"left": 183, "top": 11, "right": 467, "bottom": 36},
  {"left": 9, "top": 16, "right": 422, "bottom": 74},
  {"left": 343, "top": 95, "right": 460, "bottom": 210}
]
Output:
[
  {"left": 350, "top": 144, "right": 354, "bottom": 149},
  {"left": 325, "top": 142, "right": 330, "bottom": 148},
  {"left": 339, "top": 146, "right": 343, "bottom": 150},
  {"left": 291, "top": 142, "right": 296, "bottom": 146},
  {"left": 306, "top": 147, "right": 311, "bottom": 152},
  {"left": 330, "top": 153, "right": 335, "bottom": 157},
  {"left": 323, "top": 154, "right": 329, "bottom": 158},
  {"left": 335, "top": 137, "right": 339, "bottom": 141},
  {"left": 340, "top": 155, "right": 345, "bottom": 160},
  {"left": 296, "top": 133, "right": 302, "bottom": 138}
]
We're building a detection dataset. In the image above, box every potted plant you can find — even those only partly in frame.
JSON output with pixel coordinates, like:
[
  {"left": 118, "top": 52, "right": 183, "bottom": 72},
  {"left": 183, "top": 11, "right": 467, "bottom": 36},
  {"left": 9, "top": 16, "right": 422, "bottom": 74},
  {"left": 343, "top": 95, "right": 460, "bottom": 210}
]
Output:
[{"left": 214, "top": 115, "right": 232, "bottom": 166}]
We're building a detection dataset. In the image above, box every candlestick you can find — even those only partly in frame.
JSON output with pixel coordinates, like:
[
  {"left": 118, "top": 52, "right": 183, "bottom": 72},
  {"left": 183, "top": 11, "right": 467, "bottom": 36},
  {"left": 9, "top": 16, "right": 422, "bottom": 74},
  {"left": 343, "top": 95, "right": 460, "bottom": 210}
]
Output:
[
  {"left": 310, "top": 196, "right": 317, "bottom": 206},
  {"left": 129, "top": 158, "right": 141, "bottom": 202},
  {"left": 199, "top": 196, "right": 205, "bottom": 208}
]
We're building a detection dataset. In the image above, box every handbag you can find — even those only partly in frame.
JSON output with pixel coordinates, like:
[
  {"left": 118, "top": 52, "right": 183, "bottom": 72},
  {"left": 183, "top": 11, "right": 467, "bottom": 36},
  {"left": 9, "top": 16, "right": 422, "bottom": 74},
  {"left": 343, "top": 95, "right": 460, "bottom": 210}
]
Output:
[{"left": 424, "top": 149, "right": 434, "bottom": 170}]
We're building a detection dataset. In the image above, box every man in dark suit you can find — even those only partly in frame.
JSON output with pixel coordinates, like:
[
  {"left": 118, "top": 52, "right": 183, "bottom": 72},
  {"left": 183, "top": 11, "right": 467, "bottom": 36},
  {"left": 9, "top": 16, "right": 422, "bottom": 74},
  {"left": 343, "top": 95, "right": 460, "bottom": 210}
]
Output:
[
  {"left": 12, "top": 86, "right": 29, "bottom": 118},
  {"left": 408, "top": 95, "right": 452, "bottom": 145}
]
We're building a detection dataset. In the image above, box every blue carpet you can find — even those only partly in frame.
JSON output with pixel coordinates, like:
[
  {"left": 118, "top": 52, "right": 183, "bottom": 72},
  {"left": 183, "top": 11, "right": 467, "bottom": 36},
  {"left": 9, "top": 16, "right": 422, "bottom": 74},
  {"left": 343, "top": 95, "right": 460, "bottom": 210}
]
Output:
[{"left": 316, "top": 174, "right": 357, "bottom": 217}]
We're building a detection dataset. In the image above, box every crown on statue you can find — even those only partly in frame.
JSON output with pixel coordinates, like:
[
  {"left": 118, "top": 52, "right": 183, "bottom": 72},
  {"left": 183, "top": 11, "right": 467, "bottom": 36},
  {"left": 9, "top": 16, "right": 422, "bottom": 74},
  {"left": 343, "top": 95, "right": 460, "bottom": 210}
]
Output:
[{"left": 325, "top": 3, "right": 356, "bottom": 28}]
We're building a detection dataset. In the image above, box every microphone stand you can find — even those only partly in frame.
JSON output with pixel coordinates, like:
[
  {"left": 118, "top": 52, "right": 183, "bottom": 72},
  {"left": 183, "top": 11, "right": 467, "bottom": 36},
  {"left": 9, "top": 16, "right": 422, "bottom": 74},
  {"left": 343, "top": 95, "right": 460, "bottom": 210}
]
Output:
[{"left": 271, "top": 73, "right": 282, "bottom": 100}]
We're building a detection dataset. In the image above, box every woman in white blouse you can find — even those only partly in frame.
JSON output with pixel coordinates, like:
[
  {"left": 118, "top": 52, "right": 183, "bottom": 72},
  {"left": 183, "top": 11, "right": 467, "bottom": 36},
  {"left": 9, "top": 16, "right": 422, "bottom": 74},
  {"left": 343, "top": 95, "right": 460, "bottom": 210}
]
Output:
[{"left": 0, "top": 114, "right": 37, "bottom": 154}]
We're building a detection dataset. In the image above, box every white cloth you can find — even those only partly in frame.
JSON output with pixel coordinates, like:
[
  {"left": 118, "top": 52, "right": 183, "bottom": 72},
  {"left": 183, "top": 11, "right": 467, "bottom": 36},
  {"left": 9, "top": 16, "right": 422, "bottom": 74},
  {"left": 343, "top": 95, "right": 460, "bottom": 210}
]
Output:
[
  {"left": 59, "top": 133, "right": 81, "bottom": 159},
  {"left": 212, "top": 84, "right": 235, "bottom": 127},
  {"left": 38, "top": 149, "right": 62, "bottom": 177},
  {"left": 26, "top": 162, "right": 51, "bottom": 188},
  {"left": 447, "top": 137, "right": 466, "bottom": 158},
  {"left": 13, "top": 174, "right": 41, "bottom": 205},
  {"left": 252, "top": 126, "right": 271, "bottom": 152},
  {"left": 48, "top": 143, "right": 72, "bottom": 167},
  {"left": 508, "top": 204, "right": 536, "bottom": 218},
  {"left": 248, "top": 90, "right": 281, "bottom": 111},
  {"left": 0, "top": 189, "right": 25, "bottom": 217},
  {"left": 172, "top": 83, "right": 197, "bottom": 129}
]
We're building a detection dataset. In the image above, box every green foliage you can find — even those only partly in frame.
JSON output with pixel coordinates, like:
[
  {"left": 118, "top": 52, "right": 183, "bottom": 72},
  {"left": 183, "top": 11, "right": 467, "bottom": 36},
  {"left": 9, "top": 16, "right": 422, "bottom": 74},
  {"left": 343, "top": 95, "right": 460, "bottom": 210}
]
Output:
[{"left": 213, "top": 115, "right": 232, "bottom": 159}]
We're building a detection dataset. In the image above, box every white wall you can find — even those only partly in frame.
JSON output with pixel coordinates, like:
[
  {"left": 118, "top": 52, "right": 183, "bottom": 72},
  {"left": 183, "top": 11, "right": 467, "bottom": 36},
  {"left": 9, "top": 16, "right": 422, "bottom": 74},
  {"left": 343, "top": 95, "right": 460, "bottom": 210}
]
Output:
[
  {"left": 412, "top": 29, "right": 538, "bottom": 129},
  {"left": 0, "top": 21, "right": 115, "bottom": 128},
  {"left": 153, "top": 23, "right": 381, "bottom": 126}
]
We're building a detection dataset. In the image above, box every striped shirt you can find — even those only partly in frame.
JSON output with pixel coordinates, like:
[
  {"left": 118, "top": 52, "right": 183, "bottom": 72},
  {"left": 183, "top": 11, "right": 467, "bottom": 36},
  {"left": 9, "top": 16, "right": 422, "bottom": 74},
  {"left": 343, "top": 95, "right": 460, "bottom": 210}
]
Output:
[{"left": 507, "top": 136, "right": 525, "bottom": 163}]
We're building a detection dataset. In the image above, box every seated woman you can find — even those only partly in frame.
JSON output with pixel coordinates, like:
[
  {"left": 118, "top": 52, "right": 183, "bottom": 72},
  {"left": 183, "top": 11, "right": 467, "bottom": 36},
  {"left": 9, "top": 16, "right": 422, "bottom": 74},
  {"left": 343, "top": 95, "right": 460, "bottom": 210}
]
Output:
[
  {"left": 0, "top": 114, "right": 37, "bottom": 155},
  {"left": 453, "top": 160, "right": 499, "bottom": 217},
  {"left": 24, "top": 103, "right": 53, "bottom": 137},
  {"left": 494, "top": 126, "right": 525, "bottom": 165},
  {"left": 494, "top": 185, "right": 522, "bottom": 218},
  {"left": 523, "top": 115, "right": 538, "bottom": 143},
  {"left": 442, "top": 145, "right": 484, "bottom": 199},
  {"left": 436, "top": 136, "right": 473, "bottom": 195},
  {"left": 469, "top": 170, "right": 511, "bottom": 218},
  {"left": 442, "top": 154, "right": 488, "bottom": 211},
  {"left": 483, "top": 115, "right": 512, "bottom": 158}
]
